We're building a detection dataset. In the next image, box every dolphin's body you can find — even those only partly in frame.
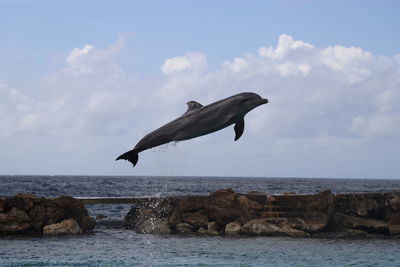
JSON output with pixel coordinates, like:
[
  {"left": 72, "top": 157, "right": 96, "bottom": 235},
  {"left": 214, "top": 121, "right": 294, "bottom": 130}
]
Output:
[{"left": 116, "top": 92, "right": 268, "bottom": 167}]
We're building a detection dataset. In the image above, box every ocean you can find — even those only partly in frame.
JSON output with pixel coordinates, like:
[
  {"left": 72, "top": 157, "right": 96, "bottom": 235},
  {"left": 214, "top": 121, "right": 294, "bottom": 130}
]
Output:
[{"left": 1, "top": 175, "right": 400, "bottom": 266}]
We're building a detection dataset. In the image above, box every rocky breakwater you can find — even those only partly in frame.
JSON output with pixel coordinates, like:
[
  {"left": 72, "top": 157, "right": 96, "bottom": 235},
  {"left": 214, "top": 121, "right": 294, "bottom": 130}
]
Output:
[
  {"left": 0, "top": 194, "right": 95, "bottom": 236},
  {"left": 124, "top": 189, "right": 400, "bottom": 238}
]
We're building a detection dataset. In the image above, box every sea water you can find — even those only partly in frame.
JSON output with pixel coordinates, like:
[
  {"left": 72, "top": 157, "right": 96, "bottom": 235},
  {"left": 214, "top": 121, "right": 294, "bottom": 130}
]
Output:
[{"left": 1, "top": 176, "right": 400, "bottom": 266}]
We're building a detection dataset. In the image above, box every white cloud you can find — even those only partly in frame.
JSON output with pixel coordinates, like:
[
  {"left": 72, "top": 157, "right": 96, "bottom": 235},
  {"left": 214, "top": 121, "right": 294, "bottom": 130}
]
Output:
[
  {"left": 1, "top": 34, "right": 400, "bottom": 177},
  {"left": 222, "top": 57, "right": 248, "bottom": 73},
  {"left": 320, "top": 45, "right": 372, "bottom": 83},
  {"left": 258, "top": 34, "right": 314, "bottom": 60},
  {"left": 161, "top": 52, "right": 207, "bottom": 75}
]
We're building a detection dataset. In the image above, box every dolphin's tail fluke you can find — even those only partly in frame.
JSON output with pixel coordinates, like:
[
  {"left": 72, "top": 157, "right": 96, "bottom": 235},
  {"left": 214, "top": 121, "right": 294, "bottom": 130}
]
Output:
[{"left": 116, "top": 149, "right": 139, "bottom": 167}]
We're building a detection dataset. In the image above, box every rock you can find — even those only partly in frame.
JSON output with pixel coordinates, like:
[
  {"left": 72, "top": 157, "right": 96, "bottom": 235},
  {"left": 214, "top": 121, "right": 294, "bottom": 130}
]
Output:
[
  {"left": 242, "top": 218, "right": 308, "bottom": 237},
  {"left": 236, "top": 195, "right": 262, "bottom": 210},
  {"left": 225, "top": 222, "right": 241, "bottom": 235},
  {"left": 52, "top": 196, "right": 95, "bottom": 233},
  {"left": 8, "top": 207, "right": 30, "bottom": 222},
  {"left": 390, "top": 196, "right": 400, "bottom": 211},
  {"left": 182, "top": 211, "right": 208, "bottom": 229},
  {"left": 43, "top": 218, "right": 82, "bottom": 236},
  {"left": 175, "top": 223, "right": 193, "bottom": 234},
  {"left": 137, "top": 218, "right": 171, "bottom": 234},
  {"left": 0, "top": 222, "right": 30, "bottom": 234},
  {"left": 349, "top": 198, "right": 379, "bottom": 217},
  {"left": 388, "top": 213, "right": 400, "bottom": 235},
  {"left": 300, "top": 211, "right": 331, "bottom": 233},
  {"left": 4, "top": 196, "right": 34, "bottom": 212},
  {"left": 0, "top": 197, "right": 5, "bottom": 212},
  {"left": 247, "top": 191, "right": 265, "bottom": 195},
  {"left": 205, "top": 221, "right": 220, "bottom": 235},
  {"left": 283, "top": 192, "right": 296, "bottom": 195},
  {"left": 197, "top": 227, "right": 208, "bottom": 234},
  {"left": 331, "top": 212, "right": 388, "bottom": 234},
  {"left": 1, "top": 195, "right": 95, "bottom": 236}
]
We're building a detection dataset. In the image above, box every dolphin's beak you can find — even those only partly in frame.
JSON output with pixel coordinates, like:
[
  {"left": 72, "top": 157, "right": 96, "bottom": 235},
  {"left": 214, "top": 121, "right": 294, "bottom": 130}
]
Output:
[{"left": 259, "top": 98, "right": 268, "bottom": 105}]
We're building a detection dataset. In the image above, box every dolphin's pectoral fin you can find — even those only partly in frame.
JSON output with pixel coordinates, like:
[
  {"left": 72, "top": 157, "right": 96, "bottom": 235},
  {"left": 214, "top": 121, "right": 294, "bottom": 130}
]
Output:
[
  {"left": 234, "top": 119, "right": 245, "bottom": 141},
  {"left": 184, "top": 101, "right": 203, "bottom": 114}
]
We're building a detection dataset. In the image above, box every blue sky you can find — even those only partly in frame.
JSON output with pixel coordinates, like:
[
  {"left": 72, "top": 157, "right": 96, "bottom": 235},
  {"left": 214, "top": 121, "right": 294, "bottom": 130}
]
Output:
[{"left": 1, "top": 0, "right": 400, "bottom": 178}]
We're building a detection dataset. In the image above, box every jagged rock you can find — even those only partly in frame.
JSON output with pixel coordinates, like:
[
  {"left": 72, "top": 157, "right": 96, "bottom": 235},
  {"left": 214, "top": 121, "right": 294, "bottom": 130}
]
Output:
[
  {"left": 43, "top": 218, "right": 82, "bottom": 235},
  {"left": 390, "top": 196, "right": 400, "bottom": 211},
  {"left": 0, "top": 195, "right": 95, "bottom": 236},
  {"left": 206, "top": 221, "right": 220, "bottom": 235},
  {"left": 175, "top": 223, "right": 193, "bottom": 234},
  {"left": 300, "top": 211, "right": 331, "bottom": 233},
  {"left": 4, "top": 196, "right": 34, "bottom": 212},
  {"left": 247, "top": 191, "right": 265, "bottom": 195},
  {"left": 242, "top": 218, "right": 309, "bottom": 237},
  {"left": 137, "top": 218, "right": 171, "bottom": 234},
  {"left": 9, "top": 207, "right": 30, "bottom": 222},
  {"left": 331, "top": 212, "right": 388, "bottom": 234},
  {"left": 182, "top": 211, "right": 208, "bottom": 229},
  {"left": 52, "top": 196, "right": 95, "bottom": 233},
  {"left": 225, "top": 222, "right": 242, "bottom": 235},
  {"left": 0, "top": 222, "right": 30, "bottom": 234},
  {"left": 349, "top": 198, "right": 379, "bottom": 217},
  {"left": 124, "top": 189, "right": 400, "bottom": 238},
  {"left": 388, "top": 213, "right": 400, "bottom": 235},
  {"left": 236, "top": 195, "right": 262, "bottom": 210},
  {"left": 0, "top": 197, "right": 5, "bottom": 213},
  {"left": 197, "top": 227, "right": 208, "bottom": 234}
]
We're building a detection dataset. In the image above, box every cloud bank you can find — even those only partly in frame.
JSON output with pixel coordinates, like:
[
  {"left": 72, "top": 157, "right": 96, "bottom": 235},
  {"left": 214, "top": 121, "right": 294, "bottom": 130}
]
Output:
[{"left": 1, "top": 34, "right": 399, "bottom": 177}]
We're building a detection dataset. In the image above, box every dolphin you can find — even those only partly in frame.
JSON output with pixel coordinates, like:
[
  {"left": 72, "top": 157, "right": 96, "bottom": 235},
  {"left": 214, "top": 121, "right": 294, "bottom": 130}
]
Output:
[{"left": 116, "top": 92, "right": 268, "bottom": 167}]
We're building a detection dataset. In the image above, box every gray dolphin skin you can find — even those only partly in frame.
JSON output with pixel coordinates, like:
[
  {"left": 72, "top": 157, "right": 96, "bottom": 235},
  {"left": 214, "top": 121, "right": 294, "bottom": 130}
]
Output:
[{"left": 116, "top": 92, "right": 268, "bottom": 167}]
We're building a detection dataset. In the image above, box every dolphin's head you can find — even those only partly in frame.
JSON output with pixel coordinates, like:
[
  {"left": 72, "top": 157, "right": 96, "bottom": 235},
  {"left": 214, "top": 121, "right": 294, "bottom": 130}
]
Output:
[{"left": 232, "top": 92, "right": 268, "bottom": 115}]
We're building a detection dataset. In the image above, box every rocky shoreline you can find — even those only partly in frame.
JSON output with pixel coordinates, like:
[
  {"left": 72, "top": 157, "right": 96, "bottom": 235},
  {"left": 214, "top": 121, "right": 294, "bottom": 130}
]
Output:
[
  {"left": 0, "top": 194, "right": 95, "bottom": 236},
  {"left": 2, "top": 189, "right": 400, "bottom": 238},
  {"left": 125, "top": 189, "right": 400, "bottom": 238}
]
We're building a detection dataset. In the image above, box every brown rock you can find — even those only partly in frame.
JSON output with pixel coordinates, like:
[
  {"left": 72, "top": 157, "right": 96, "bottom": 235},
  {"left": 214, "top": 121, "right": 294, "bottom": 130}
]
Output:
[
  {"left": 242, "top": 218, "right": 309, "bottom": 237},
  {"left": 4, "top": 196, "right": 34, "bottom": 212},
  {"left": 388, "top": 213, "right": 400, "bottom": 235},
  {"left": 206, "top": 221, "right": 220, "bottom": 235},
  {"left": 0, "top": 197, "right": 5, "bottom": 213},
  {"left": 0, "top": 222, "right": 30, "bottom": 234},
  {"left": 9, "top": 207, "right": 30, "bottom": 222},
  {"left": 52, "top": 196, "right": 95, "bottom": 232},
  {"left": 197, "top": 227, "right": 208, "bottom": 234},
  {"left": 331, "top": 212, "right": 388, "bottom": 234},
  {"left": 43, "top": 218, "right": 82, "bottom": 236},
  {"left": 236, "top": 195, "right": 262, "bottom": 210},
  {"left": 301, "top": 211, "right": 331, "bottom": 233},
  {"left": 349, "top": 198, "right": 379, "bottom": 217},
  {"left": 247, "top": 191, "right": 266, "bottom": 195},
  {"left": 225, "top": 222, "right": 242, "bottom": 235},
  {"left": 175, "top": 223, "right": 193, "bottom": 234},
  {"left": 390, "top": 195, "right": 400, "bottom": 211},
  {"left": 28, "top": 205, "right": 46, "bottom": 231},
  {"left": 182, "top": 211, "right": 208, "bottom": 229}
]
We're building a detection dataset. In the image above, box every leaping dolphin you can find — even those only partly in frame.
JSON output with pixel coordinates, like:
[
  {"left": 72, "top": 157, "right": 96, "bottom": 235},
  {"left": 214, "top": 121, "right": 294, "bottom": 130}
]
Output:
[{"left": 116, "top": 92, "right": 268, "bottom": 167}]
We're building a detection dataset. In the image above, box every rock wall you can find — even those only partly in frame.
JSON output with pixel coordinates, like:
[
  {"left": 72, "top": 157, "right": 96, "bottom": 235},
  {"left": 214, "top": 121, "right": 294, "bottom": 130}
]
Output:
[
  {"left": 0, "top": 194, "right": 95, "bottom": 236},
  {"left": 124, "top": 189, "right": 400, "bottom": 238}
]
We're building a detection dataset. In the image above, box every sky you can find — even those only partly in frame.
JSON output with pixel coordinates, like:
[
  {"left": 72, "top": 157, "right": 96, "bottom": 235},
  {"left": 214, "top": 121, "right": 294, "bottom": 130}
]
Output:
[{"left": 0, "top": 0, "right": 399, "bottom": 178}]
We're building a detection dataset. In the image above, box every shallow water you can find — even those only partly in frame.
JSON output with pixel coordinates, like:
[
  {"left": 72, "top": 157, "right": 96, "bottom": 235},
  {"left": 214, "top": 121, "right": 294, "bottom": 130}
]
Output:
[{"left": 1, "top": 176, "right": 400, "bottom": 266}]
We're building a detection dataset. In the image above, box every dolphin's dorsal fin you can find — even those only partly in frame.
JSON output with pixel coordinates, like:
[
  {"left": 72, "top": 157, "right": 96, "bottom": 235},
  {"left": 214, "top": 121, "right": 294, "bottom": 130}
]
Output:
[
  {"left": 234, "top": 118, "right": 245, "bottom": 141},
  {"left": 184, "top": 101, "right": 203, "bottom": 114}
]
